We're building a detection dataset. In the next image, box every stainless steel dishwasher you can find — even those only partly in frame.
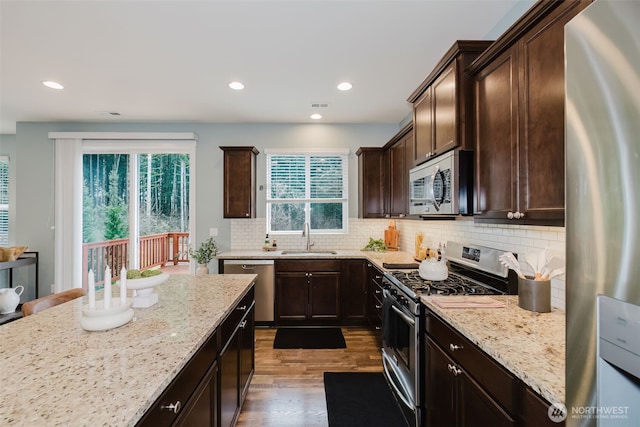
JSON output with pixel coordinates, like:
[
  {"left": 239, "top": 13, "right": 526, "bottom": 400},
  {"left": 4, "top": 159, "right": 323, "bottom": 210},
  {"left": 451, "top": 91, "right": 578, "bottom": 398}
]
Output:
[{"left": 222, "top": 259, "right": 274, "bottom": 324}]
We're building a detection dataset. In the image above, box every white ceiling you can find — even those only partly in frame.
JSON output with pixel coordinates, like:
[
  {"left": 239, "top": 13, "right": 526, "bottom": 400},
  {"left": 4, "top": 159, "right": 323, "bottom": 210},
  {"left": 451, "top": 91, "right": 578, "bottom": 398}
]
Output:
[{"left": 0, "top": 0, "right": 535, "bottom": 135}]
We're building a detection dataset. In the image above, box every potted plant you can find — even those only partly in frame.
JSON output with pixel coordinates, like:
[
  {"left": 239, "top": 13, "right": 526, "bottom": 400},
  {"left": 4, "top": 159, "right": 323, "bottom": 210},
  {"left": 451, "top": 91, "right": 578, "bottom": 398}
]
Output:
[{"left": 189, "top": 237, "right": 218, "bottom": 275}]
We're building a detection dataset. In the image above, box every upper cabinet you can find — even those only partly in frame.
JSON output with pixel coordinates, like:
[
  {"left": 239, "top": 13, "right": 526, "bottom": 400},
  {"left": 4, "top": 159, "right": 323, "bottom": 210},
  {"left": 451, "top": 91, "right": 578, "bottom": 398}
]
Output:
[
  {"left": 385, "top": 123, "right": 414, "bottom": 218},
  {"left": 357, "top": 123, "right": 413, "bottom": 219},
  {"left": 356, "top": 147, "right": 385, "bottom": 218},
  {"left": 220, "top": 146, "right": 259, "bottom": 218},
  {"left": 408, "top": 41, "right": 493, "bottom": 167},
  {"left": 469, "top": 0, "right": 591, "bottom": 226}
]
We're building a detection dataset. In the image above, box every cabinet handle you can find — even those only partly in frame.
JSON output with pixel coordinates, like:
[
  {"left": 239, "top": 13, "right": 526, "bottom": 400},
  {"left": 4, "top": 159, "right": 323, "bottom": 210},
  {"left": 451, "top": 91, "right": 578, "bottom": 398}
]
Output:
[
  {"left": 375, "top": 304, "right": 382, "bottom": 309},
  {"left": 161, "top": 401, "right": 182, "bottom": 414},
  {"left": 240, "top": 320, "right": 247, "bottom": 329},
  {"left": 449, "top": 343, "right": 463, "bottom": 351},
  {"left": 308, "top": 273, "right": 313, "bottom": 277},
  {"left": 375, "top": 275, "right": 382, "bottom": 280},
  {"left": 507, "top": 211, "right": 524, "bottom": 219},
  {"left": 245, "top": 213, "right": 250, "bottom": 217},
  {"left": 375, "top": 326, "right": 382, "bottom": 330},
  {"left": 375, "top": 289, "right": 382, "bottom": 294},
  {"left": 447, "top": 364, "right": 462, "bottom": 376},
  {"left": 236, "top": 305, "right": 247, "bottom": 311}
]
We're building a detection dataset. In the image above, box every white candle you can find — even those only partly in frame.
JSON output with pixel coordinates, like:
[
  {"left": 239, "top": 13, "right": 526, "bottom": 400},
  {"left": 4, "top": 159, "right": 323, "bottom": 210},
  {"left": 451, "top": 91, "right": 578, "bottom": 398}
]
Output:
[
  {"left": 104, "top": 266, "right": 112, "bottom": 309},
  {"left": 88, "top": 269, "right": 96, "bottom": 310},
  {"left": 120, "top": 266, "right": 127, "bottom": 305}
]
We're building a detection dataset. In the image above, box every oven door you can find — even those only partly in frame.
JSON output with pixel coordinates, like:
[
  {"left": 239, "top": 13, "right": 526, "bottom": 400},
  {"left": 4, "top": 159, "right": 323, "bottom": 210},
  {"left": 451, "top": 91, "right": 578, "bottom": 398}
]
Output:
[{"left": 382, "top": 288, "right": 418, "bottom": 423}]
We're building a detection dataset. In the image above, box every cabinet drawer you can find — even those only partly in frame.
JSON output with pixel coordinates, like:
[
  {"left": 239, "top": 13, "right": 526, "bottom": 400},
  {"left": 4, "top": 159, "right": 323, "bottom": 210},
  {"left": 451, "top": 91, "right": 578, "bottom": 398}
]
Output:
[
  {"left": 220, "top": 286, "right": 255, "bottom": 347},
  {"left": 426, "top": 311, "right": 518, "bottom": 414},
  {"left": 276, "top": 259, "right": 341, "bottom": 272},
  {"left": 137, "top": 330, "right": 218, "bottom": 427}
]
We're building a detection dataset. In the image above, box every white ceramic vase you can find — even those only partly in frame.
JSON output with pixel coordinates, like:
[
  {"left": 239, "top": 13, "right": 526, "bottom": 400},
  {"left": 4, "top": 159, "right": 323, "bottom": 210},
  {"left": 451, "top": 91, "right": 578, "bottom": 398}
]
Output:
[{"left": 196, "top": 263, "right": 209, "bottom": 275}]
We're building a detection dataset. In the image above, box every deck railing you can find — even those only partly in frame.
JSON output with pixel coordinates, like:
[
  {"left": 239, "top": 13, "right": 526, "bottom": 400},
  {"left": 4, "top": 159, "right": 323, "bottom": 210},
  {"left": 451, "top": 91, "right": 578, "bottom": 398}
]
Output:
[{"left": 82, "top": 232, "right": 190, "bottom": 288}]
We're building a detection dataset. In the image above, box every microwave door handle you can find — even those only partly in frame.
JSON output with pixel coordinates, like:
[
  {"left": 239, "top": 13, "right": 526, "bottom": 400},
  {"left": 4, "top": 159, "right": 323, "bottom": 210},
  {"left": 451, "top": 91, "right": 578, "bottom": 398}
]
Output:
[{"left": 430, "top": 166, "right": 441, "bottom": 212}]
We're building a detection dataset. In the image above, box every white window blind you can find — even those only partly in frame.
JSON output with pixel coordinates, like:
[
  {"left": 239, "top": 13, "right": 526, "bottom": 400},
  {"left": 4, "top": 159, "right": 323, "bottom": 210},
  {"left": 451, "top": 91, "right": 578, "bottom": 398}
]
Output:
[
  {"left": 0, "top": 156, "right": 9, "bottom": 246},
  {"left": 266, "top": 150, "right": 348, "bottom": 234}
]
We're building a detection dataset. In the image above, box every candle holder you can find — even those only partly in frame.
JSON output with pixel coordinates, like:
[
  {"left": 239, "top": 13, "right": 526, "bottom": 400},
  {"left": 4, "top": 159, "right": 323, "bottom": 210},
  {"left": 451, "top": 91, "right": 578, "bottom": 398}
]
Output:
[
  {"left": 123, "top": 273, "right": 169, "bottom": 308},
  {"left": 80, "top": 299, "right": 134, "bottom": 331}
]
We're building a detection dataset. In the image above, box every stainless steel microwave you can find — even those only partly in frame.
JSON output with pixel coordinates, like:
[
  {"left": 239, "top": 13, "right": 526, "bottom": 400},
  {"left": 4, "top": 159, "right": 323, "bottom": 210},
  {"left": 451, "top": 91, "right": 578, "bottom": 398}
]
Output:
[{"left": 409, "top": 150, "right": 473, "bottom": 217}]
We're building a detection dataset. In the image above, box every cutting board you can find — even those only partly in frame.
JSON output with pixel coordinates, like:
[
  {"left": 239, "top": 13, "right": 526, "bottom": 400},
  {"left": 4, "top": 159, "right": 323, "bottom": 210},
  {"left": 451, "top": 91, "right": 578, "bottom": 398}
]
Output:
[
  {"left": 384, "top": 220, "right": 399, "bottom": 250},
  {"left": 384, "top": 228, "right": 399, "bottom": 250},
  {"left": 430, "top": 296, "right": 506, "bottom": 309}
]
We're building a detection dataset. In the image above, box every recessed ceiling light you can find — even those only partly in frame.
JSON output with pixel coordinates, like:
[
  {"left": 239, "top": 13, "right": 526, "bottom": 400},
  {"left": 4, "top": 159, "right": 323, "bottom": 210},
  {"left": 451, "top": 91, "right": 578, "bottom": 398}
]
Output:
[
  {"left": 228, "top": 81, "right": 245, "bottom": 90},
  {"left": 43, "top": 81, "right": 64, "bottom": 90},
  {"left": 337, "top": 82, "right": 352, "bottom": 91},
  {"left": 310, "top": 114, "right": 322, "bottom": 120}
]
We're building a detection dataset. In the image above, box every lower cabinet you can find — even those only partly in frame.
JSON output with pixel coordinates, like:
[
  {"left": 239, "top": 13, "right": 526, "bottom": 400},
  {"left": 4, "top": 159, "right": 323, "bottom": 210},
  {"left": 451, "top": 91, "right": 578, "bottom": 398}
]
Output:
[
  {"left": 341, "top": 259, "right": 368, "bottom": 325},
  {"left": 275, "top": 260, "right": 341, "bottom": 325},
  {"left": 424, "top": 309, "right": 518, "bottom": 427},
  {"left": 219, "top": 292, "right": 256, "bottom": 427},
  {"left": 174, "top": 362, "right": 218, "bottom": 427},
  {"left": 137, "top": 285, "right": 255, "bottom": 427},
  {"left": 424, "top": 308, "right": 565, "bottom": 427},
  {"left": 366, "top": 262, "right": 384, "bottom": 346}
]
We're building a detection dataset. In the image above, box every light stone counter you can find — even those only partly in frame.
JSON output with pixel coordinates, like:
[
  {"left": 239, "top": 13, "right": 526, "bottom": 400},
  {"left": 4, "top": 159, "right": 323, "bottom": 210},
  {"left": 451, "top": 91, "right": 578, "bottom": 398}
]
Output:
[
  {"left": 217, "top": 249, "right": 418, "bottom": 271},
  {"left": 0, "top": 274, "right": 255, "bottom": 427},
  {"left": 422, "top": 295, "right": 565, "bottom": 406}
]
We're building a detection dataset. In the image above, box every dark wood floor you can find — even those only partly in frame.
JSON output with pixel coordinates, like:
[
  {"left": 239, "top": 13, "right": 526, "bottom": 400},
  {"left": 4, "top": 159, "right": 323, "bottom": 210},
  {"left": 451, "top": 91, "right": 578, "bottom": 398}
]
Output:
[{"left": 236, "top": 327, "right": 383, "bottom": 427}]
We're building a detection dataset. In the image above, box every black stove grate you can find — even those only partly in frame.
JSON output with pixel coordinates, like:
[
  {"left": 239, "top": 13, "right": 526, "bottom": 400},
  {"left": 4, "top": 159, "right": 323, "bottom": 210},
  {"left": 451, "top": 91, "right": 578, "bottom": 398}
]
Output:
[{"left": 388, "top": 270, "right": 502, "bottom": 296}]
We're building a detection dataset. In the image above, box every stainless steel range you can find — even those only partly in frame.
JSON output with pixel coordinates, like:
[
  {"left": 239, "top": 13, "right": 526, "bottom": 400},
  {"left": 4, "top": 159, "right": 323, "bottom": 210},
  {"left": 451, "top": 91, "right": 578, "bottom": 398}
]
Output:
[{"left": 380, "top": 241, "right": 518, "bottom": 427}]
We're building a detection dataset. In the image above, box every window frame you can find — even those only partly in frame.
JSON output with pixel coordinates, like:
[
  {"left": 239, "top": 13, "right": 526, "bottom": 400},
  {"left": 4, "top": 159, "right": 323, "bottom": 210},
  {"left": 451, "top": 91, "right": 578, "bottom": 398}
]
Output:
[
  {"left": 265, "top": 149, "right": 349, "bottom": 235},
  {"left": 0, "top": 155, "right": 9, "bottom": 246}
]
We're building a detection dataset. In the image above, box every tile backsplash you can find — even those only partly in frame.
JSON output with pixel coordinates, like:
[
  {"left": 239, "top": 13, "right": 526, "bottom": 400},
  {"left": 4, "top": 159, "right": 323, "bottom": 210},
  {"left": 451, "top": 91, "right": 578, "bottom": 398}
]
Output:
[{"left": 230, "top": 217, "right": 566, "bottom": 310}]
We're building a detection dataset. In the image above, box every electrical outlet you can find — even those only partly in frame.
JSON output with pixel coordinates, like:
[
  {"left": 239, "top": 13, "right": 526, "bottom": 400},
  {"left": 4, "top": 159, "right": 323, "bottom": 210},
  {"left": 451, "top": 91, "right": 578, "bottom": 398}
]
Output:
[
  {"left": 209, "top": 228, "right": 218, "bottom": 237},
  {"left": 51, "top": 284, "right": 55, "bottom": 294}
]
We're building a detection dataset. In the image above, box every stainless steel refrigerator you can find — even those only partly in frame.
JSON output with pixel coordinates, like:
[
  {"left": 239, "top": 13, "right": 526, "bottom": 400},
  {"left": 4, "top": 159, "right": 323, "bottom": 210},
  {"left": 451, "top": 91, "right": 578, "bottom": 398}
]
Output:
[{"left": 566, "top": 1, "right": 640, "bottom": 426}]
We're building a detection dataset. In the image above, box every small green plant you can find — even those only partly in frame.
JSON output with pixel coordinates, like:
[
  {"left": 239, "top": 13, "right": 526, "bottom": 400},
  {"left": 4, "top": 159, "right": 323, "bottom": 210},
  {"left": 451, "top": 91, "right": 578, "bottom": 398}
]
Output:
[
  {"left": 189, "top": 237, "right": 218, "bottom": 265},
  {"left": 362, "top": 237, "right": 387, "bottom": 252}
]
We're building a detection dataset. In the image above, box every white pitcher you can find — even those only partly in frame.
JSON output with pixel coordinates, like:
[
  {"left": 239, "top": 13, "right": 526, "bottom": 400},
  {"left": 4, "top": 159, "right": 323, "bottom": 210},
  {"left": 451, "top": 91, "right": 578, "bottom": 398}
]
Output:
[{"left": 0, "top": 285, "right": 24, "bottom": 314}]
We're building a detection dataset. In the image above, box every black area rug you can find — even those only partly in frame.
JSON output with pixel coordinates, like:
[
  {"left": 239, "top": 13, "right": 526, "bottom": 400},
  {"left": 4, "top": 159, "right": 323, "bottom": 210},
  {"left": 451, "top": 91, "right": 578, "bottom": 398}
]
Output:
[
  {"left": 273, "top": 327, "right": 346, "bottom": 349},
  {"left": 324, "top": 372, "right": 409, "bottom": 427}
]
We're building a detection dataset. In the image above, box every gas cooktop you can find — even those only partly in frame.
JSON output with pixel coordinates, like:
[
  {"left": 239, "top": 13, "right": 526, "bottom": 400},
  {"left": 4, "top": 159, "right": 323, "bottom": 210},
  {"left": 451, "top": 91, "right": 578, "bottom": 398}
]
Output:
[{"left": 387, "top": 270, "right": 502, "bottom": 296}]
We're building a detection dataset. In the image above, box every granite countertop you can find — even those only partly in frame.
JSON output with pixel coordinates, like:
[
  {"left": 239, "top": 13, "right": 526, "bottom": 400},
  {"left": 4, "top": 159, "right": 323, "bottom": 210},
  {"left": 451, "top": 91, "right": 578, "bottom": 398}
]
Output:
[
  {"left": 217, "top": 249, "right": 417, "bottom": 270},
  {"left": 422, "top": 295, "right": 565, "bottom": 406},
  {"left": 0, "top": 274, "right": 256, "bottom": 427}
]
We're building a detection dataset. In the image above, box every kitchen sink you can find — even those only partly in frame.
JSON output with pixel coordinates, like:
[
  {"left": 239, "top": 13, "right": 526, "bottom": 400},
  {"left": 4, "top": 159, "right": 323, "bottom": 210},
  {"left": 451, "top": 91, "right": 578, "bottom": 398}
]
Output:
[{"left": 281, "top": 250, "right": 338, "bottom": 255}]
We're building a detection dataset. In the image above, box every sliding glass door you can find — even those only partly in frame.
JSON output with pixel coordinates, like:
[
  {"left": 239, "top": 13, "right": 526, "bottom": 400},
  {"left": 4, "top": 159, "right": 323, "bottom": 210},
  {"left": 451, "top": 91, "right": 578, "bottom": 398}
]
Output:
[{"left": 82, "top": 152, "right": 190, "bottom": 285}]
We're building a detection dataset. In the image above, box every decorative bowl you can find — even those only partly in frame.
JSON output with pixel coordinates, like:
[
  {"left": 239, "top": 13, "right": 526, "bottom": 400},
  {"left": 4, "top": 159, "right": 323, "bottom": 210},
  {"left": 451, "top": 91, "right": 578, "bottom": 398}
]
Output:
[{"left": 123, "top": 272, "right": 169, "bottom": 290}]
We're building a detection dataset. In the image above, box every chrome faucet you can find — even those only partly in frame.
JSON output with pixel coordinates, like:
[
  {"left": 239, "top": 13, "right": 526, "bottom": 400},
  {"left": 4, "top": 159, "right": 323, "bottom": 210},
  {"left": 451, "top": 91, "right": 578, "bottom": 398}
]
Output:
[{"left": 302, "top": 222, "right": 314, "bottom": 251}]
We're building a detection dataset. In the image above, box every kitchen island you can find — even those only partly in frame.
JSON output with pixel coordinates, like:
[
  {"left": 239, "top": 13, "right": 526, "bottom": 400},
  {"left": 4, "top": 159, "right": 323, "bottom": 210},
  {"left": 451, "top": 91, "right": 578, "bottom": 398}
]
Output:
[{"left": 0, "top": 274, "right": 255, "bottom": 427}]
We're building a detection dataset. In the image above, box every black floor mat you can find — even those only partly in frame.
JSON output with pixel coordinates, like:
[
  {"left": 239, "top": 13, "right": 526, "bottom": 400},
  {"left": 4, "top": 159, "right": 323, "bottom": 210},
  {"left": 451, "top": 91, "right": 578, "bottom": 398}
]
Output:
[
  {"left": 324, "top": 372, "right": 409, "bottom": 427},
  {"left": 273, "top": 327, "right": 346, "bottom": 349}
]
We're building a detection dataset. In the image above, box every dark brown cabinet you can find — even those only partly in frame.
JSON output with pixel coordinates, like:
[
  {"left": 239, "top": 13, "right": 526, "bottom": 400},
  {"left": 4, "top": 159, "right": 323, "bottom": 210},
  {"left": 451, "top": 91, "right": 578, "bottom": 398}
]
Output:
[
  {"left": 341, "top": 259, "right": 368, "bottom": 325},
  {"left": 424, "top": 309, "right": 517, "bottom": 427},
  {"left": 356, "top": 147, "right": 385, "bottom": 218},
  {"left": 137, "top": 331, "right": 218, "bottom": 427},
  {"left": 138, "top": 285, "right": 255, "bottom": 427},
  {"left": 469, "top": 1, "right": 591, "bottom": 225},
  {"left": 275, "top": 259, "right": 341, "bottom": 325},
  {"left": 520, "top": 385, "right": 565, "bottom": 427},
  {"left": 366, "top": 262, "right": 384, "bottom": 346},
  {"left": 385, "top": 124, "right": 413, "bottom": 218},
  {"left": 220, "top": 146, "right": 259, "bottom": 218},
  {"left": 219, "top": 290, "right": 255, "bottom": 427},
  {"left": 408, "top": 41, "right": 492, "bottom": 167}
]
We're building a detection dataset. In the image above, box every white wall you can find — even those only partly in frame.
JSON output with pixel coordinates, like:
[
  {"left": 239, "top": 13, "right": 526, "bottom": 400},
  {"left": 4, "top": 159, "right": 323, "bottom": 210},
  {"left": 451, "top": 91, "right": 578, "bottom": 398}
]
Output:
[
  {"left": 12, "top": 121, "right": 399, "bottom": 293},
  {"left": 230, "top": 217, "right": 567, "bottom": 310}
]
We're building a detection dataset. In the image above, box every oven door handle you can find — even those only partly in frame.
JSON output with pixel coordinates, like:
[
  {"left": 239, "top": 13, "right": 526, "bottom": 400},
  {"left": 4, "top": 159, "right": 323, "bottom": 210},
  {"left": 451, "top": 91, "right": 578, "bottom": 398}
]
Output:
[
  {"left": 391, "top": 304, "right": 415, "bottom": 326},
  {"left": 382, "top": 350, "right": 415, "bottom": 410}
]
